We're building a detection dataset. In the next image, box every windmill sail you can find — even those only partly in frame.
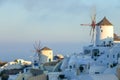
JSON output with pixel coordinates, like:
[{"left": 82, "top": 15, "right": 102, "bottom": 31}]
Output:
[{"left": 80, "top": 8, "right": 96, "bottom": 44}]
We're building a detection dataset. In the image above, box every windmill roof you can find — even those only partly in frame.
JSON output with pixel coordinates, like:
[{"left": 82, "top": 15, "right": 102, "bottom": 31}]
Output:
[
  {"left": 97, "top": 17, "right": 112, "bottom": 26},
  {"left": 41, "top": 47, "right": 52, "bottom": 50},
  {"left": 114, "top": 33, "right": 120, "bottom": 41}
]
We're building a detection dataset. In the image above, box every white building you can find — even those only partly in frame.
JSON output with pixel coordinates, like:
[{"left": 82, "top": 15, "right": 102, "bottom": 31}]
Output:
[
  {"left": 96, "top": 17, "right": 113, "bottom": 46},
  {"left": 38, "top": 47, "right": 53, "bottom": 64},
  {"left": 16, "top": 17, "right": 120, "bottom": 80},
  {"left": 59, "top": 17, "right": 120, "bottom": 80}
]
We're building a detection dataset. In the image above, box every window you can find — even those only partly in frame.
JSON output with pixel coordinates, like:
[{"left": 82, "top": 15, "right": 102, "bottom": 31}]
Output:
[
  {"left": 95, "top": 72, "right": 100, "bottom": 74},
  {"left": 103, "top": 41, "right": 106, "bottom": 46},
  {"left": 113, "top": 55, "right": 115, "bottom": 58},
  {"left": 49, "top": 59, "right": 51, "bottom": 62},
  {"left": 69, "top": 65, "right": 72, "bottom": 69},
  {"left": 22, "top": 77, "right": 24, "bottom": 80},
  {"left": 109, "top": 41, "right": 112, "bottom": 44},
  {"left": 84, "top": 49, "right": 91, "bottom": 54},
  {"left": 117, "top": 53, "right": 120, "bottom": 59},
  {"left": 101, "top": 30, "right": 103, "bottom": 32},
  {"left": 79, "top": 66, "right": 84, "bottom": 72},
  {"left": 107, "top": 55, "right": 109, "bottom": 58},
  {"left": 92, "top": 49, "right": 99, "bottom": 57}
]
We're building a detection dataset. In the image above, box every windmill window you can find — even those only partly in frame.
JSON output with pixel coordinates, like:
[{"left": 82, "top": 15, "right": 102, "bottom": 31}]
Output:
[
  {"left": 101, "top": 30, "right": 103, "bottom": 32},
  {"left": 107, "top": 55, "right": 109, "bottom": 58}
]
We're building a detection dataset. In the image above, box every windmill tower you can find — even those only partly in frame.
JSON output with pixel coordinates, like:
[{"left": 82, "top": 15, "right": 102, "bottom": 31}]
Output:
[
  {"left": 96, "top": 17, "right": 114, "bottom": 46},
  {"left": 40, "top": 47, "right": 53, "bottom": 63},
  {"left": 81, "top": 7, "right": 114, "bottom": 47}
]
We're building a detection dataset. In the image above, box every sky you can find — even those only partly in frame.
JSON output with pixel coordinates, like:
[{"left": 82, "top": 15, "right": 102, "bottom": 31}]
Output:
[{"left": 0, "top": 0, "right": 120, "bottom": 61}]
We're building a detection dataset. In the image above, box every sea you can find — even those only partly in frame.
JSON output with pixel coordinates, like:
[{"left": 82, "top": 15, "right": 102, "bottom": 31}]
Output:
[{"left": 0, "top": 42, "right": 89, "bottom": 62}]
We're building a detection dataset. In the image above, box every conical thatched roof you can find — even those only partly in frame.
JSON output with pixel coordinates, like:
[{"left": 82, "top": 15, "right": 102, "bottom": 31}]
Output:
[
  {"left": 97, "top": 17, "right": 112, "bottom": 26},
  {"left": 41, "top": 47, "right": 52, "bottom": 50}
]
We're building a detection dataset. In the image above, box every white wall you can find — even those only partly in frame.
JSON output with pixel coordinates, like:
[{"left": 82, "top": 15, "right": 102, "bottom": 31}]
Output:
[
  {"left": 96, "top": 25, "right": 113, "bottom": 46},
  {"left": 38, "top": 50, "right": 53, "bottom": 64}
]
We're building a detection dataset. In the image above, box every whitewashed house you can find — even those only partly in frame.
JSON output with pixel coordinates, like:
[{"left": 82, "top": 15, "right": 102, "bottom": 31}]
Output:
[{"left": 38, "top": 47, "right": 53, "bottom": 64}]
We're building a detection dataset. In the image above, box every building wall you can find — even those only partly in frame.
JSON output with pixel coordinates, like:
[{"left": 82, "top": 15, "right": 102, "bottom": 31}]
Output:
[
  {"left": 40, "top": 50, "right": 53, "bottom": 63},
  {"left": 29, "top": 74, "right": 47, "bottom": 80},
  {"left": 100, "top": 25, "right": 113, "bottom": 40},
  {"left": 96, "top": 25, "right": 113, "bottom": 46}
]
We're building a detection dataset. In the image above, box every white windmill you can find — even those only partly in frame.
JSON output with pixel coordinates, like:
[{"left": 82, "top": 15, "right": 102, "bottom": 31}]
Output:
[
  {"left": 81, "top": 8, "right": 114, "bottom": 47},
  {"left": 96, "top": 17, "right": 113, "bottom": 46}
]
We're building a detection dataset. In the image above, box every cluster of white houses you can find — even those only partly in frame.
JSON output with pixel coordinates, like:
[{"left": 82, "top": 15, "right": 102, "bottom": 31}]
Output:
[{"left": 9, "top": 17, "right": 120, "bottom": 80}]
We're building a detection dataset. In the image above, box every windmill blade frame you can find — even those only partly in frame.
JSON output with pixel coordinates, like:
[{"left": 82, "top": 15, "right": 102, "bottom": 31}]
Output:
[
  {"left": 33, "top": 41, "right": 42, "bottom": 53},
  {"left": 80, "top": 7, "right": 97, "bottom": 44}
]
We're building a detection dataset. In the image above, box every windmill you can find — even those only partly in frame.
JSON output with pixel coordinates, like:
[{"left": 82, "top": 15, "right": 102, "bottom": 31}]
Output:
[
  {"left": 33, "top": 41, "right": 42, "bottom": 66},
  {"left": 81, "top": 8, "right": 97, "bottom": 44}
]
